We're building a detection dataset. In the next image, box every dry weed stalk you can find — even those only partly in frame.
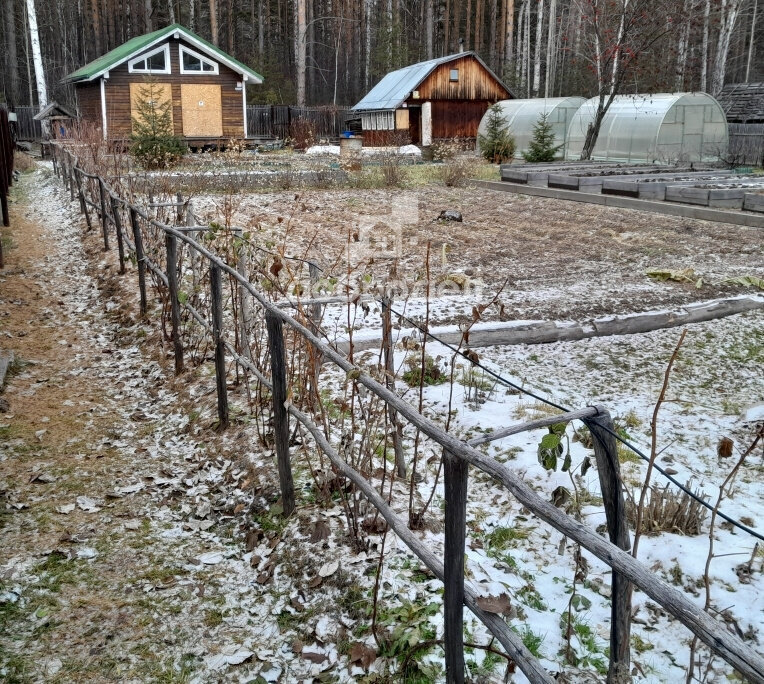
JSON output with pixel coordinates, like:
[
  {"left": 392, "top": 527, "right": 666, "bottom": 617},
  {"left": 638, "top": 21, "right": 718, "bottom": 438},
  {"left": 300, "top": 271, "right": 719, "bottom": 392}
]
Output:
[
  {"left": 626, "top": 483, "right": 708, "bottom": 536},
  {"left": 686, "top": 425, "right": 764, "bottom": 683},
  {"left": 632, "top": 329, "right": 686, "bottom": 559}
]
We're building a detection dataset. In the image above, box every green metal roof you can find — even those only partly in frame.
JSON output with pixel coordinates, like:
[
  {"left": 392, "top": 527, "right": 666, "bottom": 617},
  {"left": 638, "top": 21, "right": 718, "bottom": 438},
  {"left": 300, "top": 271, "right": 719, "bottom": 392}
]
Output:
[{"left": 64, "top": 24, "right": 263, "bottom": 84}]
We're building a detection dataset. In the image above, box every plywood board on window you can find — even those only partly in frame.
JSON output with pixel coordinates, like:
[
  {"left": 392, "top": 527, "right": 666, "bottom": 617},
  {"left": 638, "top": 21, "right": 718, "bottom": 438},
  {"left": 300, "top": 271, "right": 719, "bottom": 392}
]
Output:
[
  {"left": 129, "top": 82, "right": 173, "bottom": 132},
  {"left": 395, "top": 108, "right": 410, "bottom": 130},
  {"left": 180, "top": 84, "right": 223, "bottom": 137}
]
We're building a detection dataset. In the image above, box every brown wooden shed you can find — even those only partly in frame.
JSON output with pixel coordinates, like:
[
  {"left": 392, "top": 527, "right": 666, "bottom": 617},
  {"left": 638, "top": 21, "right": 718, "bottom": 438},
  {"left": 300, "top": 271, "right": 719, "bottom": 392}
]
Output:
[
  {"left": 351, "top": 52, "right": 513, "bottom": 146},
  {"left": 63, "top": 24, "right": 263, "bottom": 145}
]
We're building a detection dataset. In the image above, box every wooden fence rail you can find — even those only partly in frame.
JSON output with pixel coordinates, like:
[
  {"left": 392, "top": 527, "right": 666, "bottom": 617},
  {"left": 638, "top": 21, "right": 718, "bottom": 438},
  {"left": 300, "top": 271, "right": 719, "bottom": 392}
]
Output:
[{"left": 48, "top": 141, "right": 764, "bottom": 684}]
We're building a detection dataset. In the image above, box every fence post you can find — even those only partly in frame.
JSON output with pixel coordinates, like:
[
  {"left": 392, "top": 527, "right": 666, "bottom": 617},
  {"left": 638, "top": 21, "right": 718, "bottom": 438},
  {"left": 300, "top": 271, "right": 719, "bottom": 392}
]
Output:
[
  {"left": 74, "top": 169, "right": 93, "bottom": 231},
  {"left": 381, "top": 296, "right": 406, "bottom": 478},
  {"left": 110, "top": 195, "right": 126, "bottom": 274},
  {"left": 176, "top": 192, "right": 184, "bottom": 224},
  {"left": 98, "top": 178, "right": 109, "bottom": 250},
  {"left": 68, "top": 156, "right": 75, "bottom": 202},
  {"left": 210, "top": 264, "right": 229, "bottom": 430},
  {"left": 165, "top": 232, "right": 184, "bottom": 375},
  {"left": 265, "top": 310, "right": 295, "bottom": 517},
  {"left": 584, "top": 408, "right": 632, "bottom": 682},
  {"left": 129, "top": 207, "right": 148, "bottom": 316},
  {"left": 444, "top": 450, "right": 468, "bottom": 684}
]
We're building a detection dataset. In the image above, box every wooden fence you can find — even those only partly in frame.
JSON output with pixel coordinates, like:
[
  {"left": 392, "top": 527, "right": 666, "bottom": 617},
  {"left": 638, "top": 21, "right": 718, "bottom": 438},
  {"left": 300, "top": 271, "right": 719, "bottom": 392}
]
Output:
[
  {"left": 246, "top": 105, "right": 351, "bottom": 139},
  {"left": 47, "top": 141, "right": 764, "bottom": 684},
  {"left": 0, "top": 107, "right": 14, "bottom": 267},
  {"left": 13, "top": 105, "right": 43, "bottom": 142},
  {"left": 728, "top": 123, "right": 764, "bottom": 166}
]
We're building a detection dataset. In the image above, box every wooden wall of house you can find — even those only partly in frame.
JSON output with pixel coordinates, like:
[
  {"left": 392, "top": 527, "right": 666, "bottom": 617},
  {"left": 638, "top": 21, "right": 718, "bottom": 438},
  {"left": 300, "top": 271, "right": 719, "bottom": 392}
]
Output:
[
  {"left": 77, "top": 37, "right": 245, "bottom": 140},
  {"left": 415, "top": 55, "right": 510, "bottom": 102},
  {"left": 360, "top": 129, "right": 412, "bottom": 146},
  {"left": 431, "top": 100, "right": 493, "bottom": 139},
  {"left": 76, "top": 81, "right": 102, "bottom": 129}
]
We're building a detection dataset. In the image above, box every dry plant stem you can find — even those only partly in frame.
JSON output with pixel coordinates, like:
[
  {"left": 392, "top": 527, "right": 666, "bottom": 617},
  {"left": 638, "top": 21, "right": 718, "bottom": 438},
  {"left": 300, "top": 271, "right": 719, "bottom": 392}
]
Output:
[
  {"left": 632, "top": 328, "right": 687, "bottom": 559},
  {"left": 370, "top": 526, "right": 388, "bottom": 648},
  {"left": 686, "top": 426, "right": 764, "bottom": 684},
  {"left": 409, "top": 240, "right": 431, "bottom": 528}
]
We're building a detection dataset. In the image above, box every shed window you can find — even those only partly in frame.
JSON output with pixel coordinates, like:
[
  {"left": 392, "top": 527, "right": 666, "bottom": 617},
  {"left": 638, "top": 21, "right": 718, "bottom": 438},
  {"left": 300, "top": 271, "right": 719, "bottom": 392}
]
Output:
[
  {"left": 361, "top": 111, "right": 395, "bottom": 131},
  {"left": 128, "top": 44, "right": 171, "bottom": 74},
  {"left": 179, "top": 45, "right": 219, "bottom": 75},
  {"left": 450, "top": 68, "right": 459, "bottom": 82}
]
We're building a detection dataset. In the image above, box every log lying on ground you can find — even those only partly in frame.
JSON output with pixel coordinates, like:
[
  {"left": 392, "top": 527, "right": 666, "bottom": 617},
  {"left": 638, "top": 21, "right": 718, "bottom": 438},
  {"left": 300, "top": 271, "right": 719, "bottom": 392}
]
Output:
[{"left": 336, "top": 295, "right": 764, "bottom": 354}]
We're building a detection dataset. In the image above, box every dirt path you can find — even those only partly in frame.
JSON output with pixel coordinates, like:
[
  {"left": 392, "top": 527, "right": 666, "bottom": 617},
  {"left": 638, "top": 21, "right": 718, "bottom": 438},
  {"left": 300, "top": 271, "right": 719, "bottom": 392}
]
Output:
[{"left": 0, "top": 168, "right": 304, "bottom": 683}]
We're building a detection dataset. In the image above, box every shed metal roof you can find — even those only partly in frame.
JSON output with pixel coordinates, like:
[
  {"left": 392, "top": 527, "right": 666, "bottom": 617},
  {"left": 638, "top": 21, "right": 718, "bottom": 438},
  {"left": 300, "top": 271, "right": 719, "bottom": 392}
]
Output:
[
  {"left": 64, "top": 24, "right": 263, "bottom": 84},
  {"left": 352, "top": 52, "right": 510, "bottom": 111}
]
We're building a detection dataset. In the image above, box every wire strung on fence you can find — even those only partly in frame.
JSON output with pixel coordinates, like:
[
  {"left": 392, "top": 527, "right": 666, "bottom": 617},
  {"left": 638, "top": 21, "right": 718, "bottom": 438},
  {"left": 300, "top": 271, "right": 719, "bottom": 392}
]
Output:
[{"left": 48, "top": 141, "right": 764, "bottom": 684}]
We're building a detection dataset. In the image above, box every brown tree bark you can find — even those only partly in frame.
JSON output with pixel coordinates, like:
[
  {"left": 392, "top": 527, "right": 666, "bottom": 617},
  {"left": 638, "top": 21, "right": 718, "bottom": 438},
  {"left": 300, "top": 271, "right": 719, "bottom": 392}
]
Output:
[{"left": 4, "top": 0, "right": 20, "bottom": 105}]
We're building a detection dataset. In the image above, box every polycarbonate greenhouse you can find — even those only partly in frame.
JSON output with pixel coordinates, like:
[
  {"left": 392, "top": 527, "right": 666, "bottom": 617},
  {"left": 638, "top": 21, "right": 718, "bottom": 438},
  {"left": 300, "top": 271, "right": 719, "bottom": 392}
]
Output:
[
  {"left": 565, "top": 93, "right": 729, "bottom": 163},
  {"left": 477, "top": 97, "right": 586, "bottom": 159}
]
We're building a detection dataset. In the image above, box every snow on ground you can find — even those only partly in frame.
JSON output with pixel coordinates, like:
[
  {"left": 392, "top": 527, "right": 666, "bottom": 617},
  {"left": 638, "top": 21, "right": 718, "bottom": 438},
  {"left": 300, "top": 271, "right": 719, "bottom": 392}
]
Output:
[{"left": 2, "top": 163, "right": 762, "bottom": 682}]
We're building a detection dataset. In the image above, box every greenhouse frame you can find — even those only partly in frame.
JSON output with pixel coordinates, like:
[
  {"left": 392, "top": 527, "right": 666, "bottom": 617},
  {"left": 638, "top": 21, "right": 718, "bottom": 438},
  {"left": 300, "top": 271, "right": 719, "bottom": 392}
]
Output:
[
  {"left": 477, "top": 97, "right": 586, "bottom": 159},
  {"left": 565, "top": 93, "right": 728, "bottom": 163}
]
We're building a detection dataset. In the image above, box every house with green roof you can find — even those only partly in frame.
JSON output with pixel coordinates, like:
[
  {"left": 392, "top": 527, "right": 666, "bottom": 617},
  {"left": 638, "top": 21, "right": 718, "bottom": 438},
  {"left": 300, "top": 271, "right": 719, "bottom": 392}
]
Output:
[{"left": 63, "top": 24, "right": 263, "bottom": 144}]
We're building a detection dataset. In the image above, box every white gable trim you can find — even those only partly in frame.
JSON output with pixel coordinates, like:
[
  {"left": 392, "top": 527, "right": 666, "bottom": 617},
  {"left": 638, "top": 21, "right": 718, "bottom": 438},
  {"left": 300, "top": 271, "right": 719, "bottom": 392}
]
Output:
[
  {"left": 128, "top": 44, "right": 171, "bottom": 74},
  {"left": 179, "top": 44, "right": 219, "bottom": 75},
  {"left": 83, "top": 28, "right": 263, "bottom": 84}
]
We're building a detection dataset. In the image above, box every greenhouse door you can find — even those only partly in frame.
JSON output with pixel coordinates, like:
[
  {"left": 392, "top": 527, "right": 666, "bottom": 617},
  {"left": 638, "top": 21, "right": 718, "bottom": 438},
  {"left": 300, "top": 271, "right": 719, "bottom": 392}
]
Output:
[{"left": 181, "top": 84, "right": 223, "bottom": 137}]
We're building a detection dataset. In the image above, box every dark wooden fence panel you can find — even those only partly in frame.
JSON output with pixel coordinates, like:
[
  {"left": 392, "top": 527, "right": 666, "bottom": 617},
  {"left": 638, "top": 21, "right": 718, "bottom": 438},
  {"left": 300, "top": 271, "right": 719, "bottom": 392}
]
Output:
[
  {"left": 728, "top": 123, "right": 764, "bottom": 166},
  {"left": 246, "top": 105, "right": 351, "bottom": 139},
  {"left": 14, "top": 106, "right": 43, "bottom": 142}
]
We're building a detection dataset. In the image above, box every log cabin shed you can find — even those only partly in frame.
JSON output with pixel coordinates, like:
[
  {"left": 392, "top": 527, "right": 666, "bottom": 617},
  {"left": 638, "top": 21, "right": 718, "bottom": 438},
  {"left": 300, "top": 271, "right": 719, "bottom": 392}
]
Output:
[
  {"left": 63, "top": 24, "right": 263, "bottom": 144},
  {"left": 351, "top": 52, "right": 513, "bottom": 146}
]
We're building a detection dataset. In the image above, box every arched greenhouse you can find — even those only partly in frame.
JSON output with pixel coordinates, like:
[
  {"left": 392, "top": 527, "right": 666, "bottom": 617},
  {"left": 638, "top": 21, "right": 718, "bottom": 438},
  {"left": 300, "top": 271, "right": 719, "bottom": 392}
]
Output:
[
  {"left": 477, "top": 97, "right": 586, "bottom": 159},
  {"left": 565, "top": 93, "right": 729, "bottom": 163}
]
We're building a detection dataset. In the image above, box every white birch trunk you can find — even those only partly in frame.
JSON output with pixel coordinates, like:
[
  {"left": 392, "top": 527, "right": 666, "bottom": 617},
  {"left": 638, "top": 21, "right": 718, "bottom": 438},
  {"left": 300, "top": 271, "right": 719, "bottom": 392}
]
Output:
[
  {"left": 167, "top": 0, "right": 175, "bottom": 23},
  {"left": 515, "top": 0, "right": 525, "bottom": 83},
  {"left": 700, "top": 0, "right": 710, "bottom": 91},
  {"left": 296, "top": 0, "right": 307, "bottom": 106},
  {"left": 25, "top": 0, "right": 48, "bottom": 135},
  {"left": 189, "top": 0, "right": 195, "bottom": 31},
  {"left": 610, "top": 0, "right": 629, "bottom": 95},
  {"left": 674, "top": 0, "right": 690, "bottom": 91},
  {"left": 532, "top": 0, "right": 543, "bottom": 96},
  {"left": 544, "top": 0, "right": 555, "bottom": 97},
  {"left": 711, "top": 0, "right": 742, "bottom": 95},
  {"left": 365, "top": 0, "right": 373, "bottom": 88}
]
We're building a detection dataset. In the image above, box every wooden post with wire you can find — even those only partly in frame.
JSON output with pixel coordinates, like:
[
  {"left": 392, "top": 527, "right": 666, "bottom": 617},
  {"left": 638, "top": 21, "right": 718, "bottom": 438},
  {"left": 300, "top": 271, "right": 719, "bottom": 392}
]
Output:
[
  {"left": 210, "top": 263, "right": 229, "bottom": 430},
  {"left": 110, "top": 195, "right": 126, "bottom": 274},
  {"left": 584, "top": 407, "right": 632, "bottom": 682},
  {"left": 265, "top": 310, "right": 294, "bottom": 516},
  {"left": 165, "top": 232, "right": 184, "bottom": 375},
  {"left": 98, "top": 177, "right": 109, "bottom": 250},
  {"left": 130, "top": 207, "right": 148, "bottom": 316},
  {"left": 444, "top": 449, "right": 468, "bottom": 684}
]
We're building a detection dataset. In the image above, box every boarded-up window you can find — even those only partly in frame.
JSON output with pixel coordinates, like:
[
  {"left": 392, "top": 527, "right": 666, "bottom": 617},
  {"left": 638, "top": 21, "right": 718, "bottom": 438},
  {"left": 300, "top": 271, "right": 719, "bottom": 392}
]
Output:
[
  {"left": 180, "top": 84, "right": 223, "bottom": 137},
  {"left": 395, "top": 108, "right": 410, "bottom": 130},
  {"left": 129, "top": 82, "right": 173, "bottom": 133}
]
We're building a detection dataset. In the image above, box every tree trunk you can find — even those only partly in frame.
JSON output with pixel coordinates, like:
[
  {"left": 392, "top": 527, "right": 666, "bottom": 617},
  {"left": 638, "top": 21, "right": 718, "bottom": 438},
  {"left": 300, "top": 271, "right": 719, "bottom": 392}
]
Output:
[
  {"left": 700, "top": 0, "right": 709, "bottom": 91},
  {"left": 296, "top": 0, "right": 306, "bottom": 105},
  {"left": 674, "top": 0, "right": 690, "bottom": 91},
  {"left": 504, "top": 0, "right": 514, "bottom": 66},
  {"left": 544, "top": 0, "right": 555, "bottom": 97},
  {"left": 4, "top": 0, "right": 20, "bottom": 105},
  {"left": 209, "top": 0, "right": 218, "bottom": 46},
  {"left": 746, "top": 0, "right": 757, "bottom": 82},
  {"left": 466, "top": 0, "right": 472, "bottom": 49},
  {"left": 711, "top": 0, "right": 742, "bottom": 95},
  {"left": 532, "top": 0, "right": 544, "bottom": 96},
  {"left": 144, "top": 0, "right": 151, "bottom": 32},
  {"left": 25, "top": 0, "right": 47, "bottom": 129},
  {"left": 424, "top": 0, "right": 433, "bottom": 58},
  {"left": 257, "top": 0, "right": 264, "bottom": 59}
]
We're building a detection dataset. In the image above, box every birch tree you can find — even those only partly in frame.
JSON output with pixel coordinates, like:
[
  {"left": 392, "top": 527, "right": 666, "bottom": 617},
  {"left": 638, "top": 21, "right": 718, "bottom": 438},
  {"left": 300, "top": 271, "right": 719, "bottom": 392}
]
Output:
[
  {"left": 295, "top": 0, "right": 306, "bottom": 106},
  {"left": 25, "top": 0, "right": 47, "bottom": 123},
  {"left": 710, "top": 0, "right": 743, "bottom": 95}
]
